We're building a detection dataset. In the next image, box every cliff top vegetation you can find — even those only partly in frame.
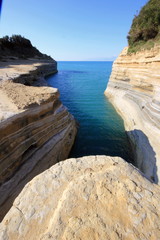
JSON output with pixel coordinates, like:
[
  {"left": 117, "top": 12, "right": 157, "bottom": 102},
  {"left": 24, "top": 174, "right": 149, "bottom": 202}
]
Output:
[
  {"left": 0, "top": 35, "right": 53, "bottom": 60},
  {"left": 127, "top": 0, "right": 160, "bottom": 53}
]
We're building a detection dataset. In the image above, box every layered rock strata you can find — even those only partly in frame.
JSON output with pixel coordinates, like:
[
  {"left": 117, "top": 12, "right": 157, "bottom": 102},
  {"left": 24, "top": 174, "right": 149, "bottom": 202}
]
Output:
[
  {"left": 105, "top": 46, "right": 160, "bottom": 183},
  {"left": 0, "top": 155, "right": 160, "bottom": 240},
  {"left": 0, "top": 60, "right": 77, "bottom": 220}
]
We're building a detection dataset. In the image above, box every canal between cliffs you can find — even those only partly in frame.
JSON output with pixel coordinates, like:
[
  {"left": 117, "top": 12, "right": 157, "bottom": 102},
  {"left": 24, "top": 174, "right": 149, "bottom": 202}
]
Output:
[{"left": 47, "top": 61, "right": 133, "bottom": 163}]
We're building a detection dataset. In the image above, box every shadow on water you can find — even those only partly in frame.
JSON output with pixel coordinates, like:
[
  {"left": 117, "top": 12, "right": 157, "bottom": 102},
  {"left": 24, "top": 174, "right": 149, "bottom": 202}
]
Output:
[
  {"left": 67, "top": 96, "right": 134, "bottom": 163},
  {"left": 127, "top": 129, "right": 158, "bottom": 183}
]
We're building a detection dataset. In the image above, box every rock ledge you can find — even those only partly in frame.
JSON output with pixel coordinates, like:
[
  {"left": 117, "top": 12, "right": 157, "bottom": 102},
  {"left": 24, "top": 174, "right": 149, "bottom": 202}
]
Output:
[{"left": 0, "top": 156, "right": 159, "bottom": 240}]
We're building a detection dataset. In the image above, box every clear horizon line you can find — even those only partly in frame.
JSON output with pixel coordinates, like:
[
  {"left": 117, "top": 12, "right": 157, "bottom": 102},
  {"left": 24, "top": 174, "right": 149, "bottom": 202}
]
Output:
[{"left": 57, "top": 60, "right": 114, "bottom": 62}]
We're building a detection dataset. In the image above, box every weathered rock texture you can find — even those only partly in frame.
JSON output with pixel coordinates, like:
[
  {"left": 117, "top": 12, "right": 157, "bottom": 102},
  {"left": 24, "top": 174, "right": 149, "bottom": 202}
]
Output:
[
  {"left": 0, "top": 59, "right": 58, "bottom": 121},
  {"left": 0, "top": 60, "right": 77, "bottom": 221},
  {"left": 0, "top": 155, "right": 160, "bottom": 240},
  {"left": 105, "top": 46, "right": 160, "bottom": 184}
]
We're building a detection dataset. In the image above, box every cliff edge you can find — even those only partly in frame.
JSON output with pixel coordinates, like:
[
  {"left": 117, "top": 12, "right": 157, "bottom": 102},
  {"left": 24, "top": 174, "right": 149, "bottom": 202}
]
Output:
[
  {"left": 105, "top": 45, "right": 160, "bottom": 183},
  {"left": 0, "top": 59, "right": 77, "bottom": 221}
]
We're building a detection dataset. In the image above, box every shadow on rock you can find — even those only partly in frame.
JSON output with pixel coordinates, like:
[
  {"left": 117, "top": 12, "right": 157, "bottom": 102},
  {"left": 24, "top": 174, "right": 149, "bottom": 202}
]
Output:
[{"left": 127, "top": 129, "right": 158, "bottom": 184}]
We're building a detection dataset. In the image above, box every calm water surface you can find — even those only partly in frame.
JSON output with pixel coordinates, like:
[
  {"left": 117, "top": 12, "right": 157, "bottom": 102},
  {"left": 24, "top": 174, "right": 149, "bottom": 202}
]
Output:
[{"left": 47, "top": 61, "right": 133, "bottom": 162}]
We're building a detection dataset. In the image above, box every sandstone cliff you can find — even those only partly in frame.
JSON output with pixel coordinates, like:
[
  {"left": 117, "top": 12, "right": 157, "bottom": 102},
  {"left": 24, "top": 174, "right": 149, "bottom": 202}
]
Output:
[
  {"left": 0, "top": 155, "right": 159, "bottom": 240},
  {"left": 105, "top": 46, "right": 160, "bottom": 183},
  {"left": 0, "top": 60, "right": 77, "bottom": 221}
]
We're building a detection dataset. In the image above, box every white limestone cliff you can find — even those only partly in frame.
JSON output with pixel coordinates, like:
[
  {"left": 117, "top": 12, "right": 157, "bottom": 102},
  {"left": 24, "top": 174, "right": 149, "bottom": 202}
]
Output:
[{"left": 105, "top": 46, "right": 160, "bottom": 183}]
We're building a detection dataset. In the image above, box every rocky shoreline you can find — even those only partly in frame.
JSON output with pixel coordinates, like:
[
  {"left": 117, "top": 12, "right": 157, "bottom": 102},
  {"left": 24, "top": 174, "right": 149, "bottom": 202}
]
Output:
[
  {"left": 105, "top": 46, "right": 160, "bottom": 184},
  {"left": 0, "top": 59, "right": 57, "bottom": 121},
  {"left": 0, "top": 59, "right": 77, "bottom": 220},
  {"left": 0, "top": 51, "right": 160, "bottom": 239}
]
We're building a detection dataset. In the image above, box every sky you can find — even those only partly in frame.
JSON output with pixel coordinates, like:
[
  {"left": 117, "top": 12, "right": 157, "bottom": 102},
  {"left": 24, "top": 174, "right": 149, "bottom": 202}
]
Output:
[
  {"left": 0, "top": 0, "right": 148, "bottom": 61},
  {"left": 0, "top": 0, "right": 2, "bottom": 16}
]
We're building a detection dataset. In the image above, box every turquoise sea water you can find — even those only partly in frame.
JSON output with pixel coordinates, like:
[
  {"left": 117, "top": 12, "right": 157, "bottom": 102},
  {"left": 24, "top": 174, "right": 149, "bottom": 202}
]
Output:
[{"left": 47, "top": 61, "right": 133, "bottom": 163}]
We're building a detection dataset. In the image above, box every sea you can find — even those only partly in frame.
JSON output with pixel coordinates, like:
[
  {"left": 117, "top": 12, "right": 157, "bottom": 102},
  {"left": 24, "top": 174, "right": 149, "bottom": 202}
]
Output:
[{"left": 47, "top": 61, "right": 133, "bottom": 163}]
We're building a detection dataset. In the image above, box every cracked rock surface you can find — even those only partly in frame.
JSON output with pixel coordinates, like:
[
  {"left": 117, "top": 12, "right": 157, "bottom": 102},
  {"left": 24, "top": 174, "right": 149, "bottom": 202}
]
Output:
[{"left": 0, "top": 155, "right": 160, "bottom": 240}]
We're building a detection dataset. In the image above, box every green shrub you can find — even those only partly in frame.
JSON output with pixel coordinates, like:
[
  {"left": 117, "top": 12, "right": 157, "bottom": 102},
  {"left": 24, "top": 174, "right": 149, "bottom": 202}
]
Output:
[
  {"left": 127, "top": 0, "right": 160, "bottom": 52},
  {"left": 0, "top": 35, "right": 52, "bottom": 60},
  {"left": 0, "top": 35, "right": 36, "bottom": 52}
]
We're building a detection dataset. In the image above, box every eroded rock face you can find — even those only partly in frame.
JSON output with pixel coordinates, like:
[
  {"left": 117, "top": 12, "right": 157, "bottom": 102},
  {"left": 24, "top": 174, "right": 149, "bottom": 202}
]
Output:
[
  {"left": 0, "top": 156, "right": 160, "bottom": 240},
  {"left": 0, "top": 60, "right": 58, "bottom": 121},
  {"left": 0, "top": 60, "right": 77, "bottom": 220},
  {"left": 105, "top": 46, "right": 160, "bottom": 183}
]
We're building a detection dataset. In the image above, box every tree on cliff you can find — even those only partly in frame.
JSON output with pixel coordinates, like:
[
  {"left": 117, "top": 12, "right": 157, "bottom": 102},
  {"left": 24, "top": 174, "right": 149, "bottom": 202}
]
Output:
[{"left": 0, "top": 35, "right": 52, "bottom": 60}]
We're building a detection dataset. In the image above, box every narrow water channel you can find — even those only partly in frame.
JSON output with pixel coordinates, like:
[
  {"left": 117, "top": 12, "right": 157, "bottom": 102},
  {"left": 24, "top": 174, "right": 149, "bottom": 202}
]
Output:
[{"left": 47, "top": 61, "right": 133, "bottom": 163}]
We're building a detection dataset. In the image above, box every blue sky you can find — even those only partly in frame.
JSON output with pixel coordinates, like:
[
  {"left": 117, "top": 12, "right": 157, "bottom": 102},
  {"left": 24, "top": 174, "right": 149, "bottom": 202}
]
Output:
[{"left": 0, "top": 0, "right": 148, "bottom": 61}]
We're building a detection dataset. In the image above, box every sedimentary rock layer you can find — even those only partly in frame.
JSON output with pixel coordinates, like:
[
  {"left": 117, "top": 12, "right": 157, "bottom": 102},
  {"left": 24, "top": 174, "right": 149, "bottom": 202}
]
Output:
[
  {"left": 0, "top": 59, "right": 58, "bottom": 121},
  {"left": 105, "top": 46, "right": 160, "bottom": 183},
  {"left": 0, "top": 60, "right": 77, "bottom": 220},
  {"left": 0, "top": 155, "right": 159, "bottom": 240}
]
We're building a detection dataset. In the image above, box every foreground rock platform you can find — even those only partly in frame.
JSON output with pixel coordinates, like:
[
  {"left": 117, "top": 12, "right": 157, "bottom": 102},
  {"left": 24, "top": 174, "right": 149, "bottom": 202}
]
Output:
[{"left": 0, "top": 156, "right": 159, "bottom": 240}]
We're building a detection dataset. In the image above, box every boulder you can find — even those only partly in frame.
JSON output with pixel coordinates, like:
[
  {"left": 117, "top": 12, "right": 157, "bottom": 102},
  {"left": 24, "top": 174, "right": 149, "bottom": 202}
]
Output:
[{"left": 0, "top": 156, "right": 159, "bottom": 240}]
